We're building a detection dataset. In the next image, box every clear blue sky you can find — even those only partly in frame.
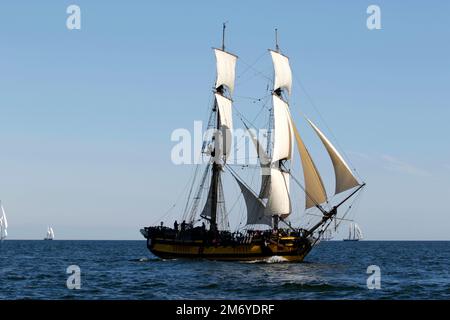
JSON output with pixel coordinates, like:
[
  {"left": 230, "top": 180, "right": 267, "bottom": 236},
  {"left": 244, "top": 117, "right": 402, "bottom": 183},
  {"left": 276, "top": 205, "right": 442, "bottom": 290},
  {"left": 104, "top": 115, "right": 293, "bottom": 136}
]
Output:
[{"left": 0, "top": 1, "right": 449, "bottom": 239}]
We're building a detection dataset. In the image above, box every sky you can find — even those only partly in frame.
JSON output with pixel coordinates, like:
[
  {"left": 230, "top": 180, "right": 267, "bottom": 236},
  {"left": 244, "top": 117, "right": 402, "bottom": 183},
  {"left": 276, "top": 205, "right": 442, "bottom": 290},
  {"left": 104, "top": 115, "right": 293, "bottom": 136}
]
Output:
[{"left": 0, "top": 1, "right": 449, "bottom": 240}]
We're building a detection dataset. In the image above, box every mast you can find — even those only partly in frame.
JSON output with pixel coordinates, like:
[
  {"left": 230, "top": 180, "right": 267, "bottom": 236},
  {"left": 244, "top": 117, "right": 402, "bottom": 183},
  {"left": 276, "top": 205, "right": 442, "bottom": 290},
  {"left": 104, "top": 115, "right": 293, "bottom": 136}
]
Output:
[
  {"left": 275, "top": 28, "right": 279, "bottom": 52},
  {"left": 209, "top": 98, "right": 221, "bottom": 232},
  {"left": 203, "top": 24, "right": 237, "bottom": 232}
]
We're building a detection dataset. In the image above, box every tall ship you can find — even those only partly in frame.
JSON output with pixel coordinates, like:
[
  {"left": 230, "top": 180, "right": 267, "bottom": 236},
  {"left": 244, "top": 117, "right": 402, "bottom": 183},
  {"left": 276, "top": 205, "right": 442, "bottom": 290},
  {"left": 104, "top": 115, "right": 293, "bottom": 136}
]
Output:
[
  {"left": 343, "top": 222, "right": 363, "bottom": 241},
  {"left": 141, "top": 26, "right": 365, "bottom": 261},
  {"left": 0, "top": 201, "right": 7, "bottom": 241},
  {"left": 44, "top": 226, "right": 55, "bottom": 240}
]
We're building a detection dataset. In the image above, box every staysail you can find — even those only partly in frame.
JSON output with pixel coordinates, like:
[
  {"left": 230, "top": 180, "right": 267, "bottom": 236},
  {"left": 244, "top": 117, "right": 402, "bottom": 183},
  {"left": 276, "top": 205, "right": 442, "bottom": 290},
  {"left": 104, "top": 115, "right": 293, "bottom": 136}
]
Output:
[
  {"left": 244, "top": 125, "right": 271, "bottom": 198},
  {"left": 291, "top": 121, "right": 328, "bottom": 209},
  {"left": 307, "top": 119, "right": 359, "bottom": 194},
  {"left": 233, "top": 174, "right": 271, "bottom": 226}
]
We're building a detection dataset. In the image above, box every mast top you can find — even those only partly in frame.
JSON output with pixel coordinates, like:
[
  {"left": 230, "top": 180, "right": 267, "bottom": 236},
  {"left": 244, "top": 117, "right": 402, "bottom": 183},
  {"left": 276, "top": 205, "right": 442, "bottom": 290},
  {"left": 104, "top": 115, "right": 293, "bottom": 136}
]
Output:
[
  {"left": 222, "top": 22, "right": 228, "bottom": 51},
  {"left": 275, "top": 28, "right": 279, "bottom": 52}
]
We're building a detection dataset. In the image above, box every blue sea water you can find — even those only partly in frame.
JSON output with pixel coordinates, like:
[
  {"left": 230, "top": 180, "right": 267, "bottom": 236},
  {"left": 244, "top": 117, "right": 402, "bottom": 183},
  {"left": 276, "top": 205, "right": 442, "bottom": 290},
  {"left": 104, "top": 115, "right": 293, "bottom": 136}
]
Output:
[{"left": 0, "top": 240, "right": 448, "bottom": 300}]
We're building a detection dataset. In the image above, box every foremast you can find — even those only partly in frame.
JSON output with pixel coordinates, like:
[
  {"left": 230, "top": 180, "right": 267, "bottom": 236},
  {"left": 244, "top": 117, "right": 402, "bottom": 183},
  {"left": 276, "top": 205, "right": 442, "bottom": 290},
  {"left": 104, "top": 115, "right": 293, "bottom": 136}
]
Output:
[{"left": 235, "top": 29, "right": 365, "bottom": 238}]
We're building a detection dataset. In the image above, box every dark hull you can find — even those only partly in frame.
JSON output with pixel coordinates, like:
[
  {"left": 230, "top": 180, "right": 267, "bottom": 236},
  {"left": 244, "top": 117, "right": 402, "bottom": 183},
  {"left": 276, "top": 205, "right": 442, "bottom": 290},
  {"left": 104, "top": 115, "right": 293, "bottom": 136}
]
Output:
[{"left": 141, "top": 228, "right": 313, "bottom": 262}]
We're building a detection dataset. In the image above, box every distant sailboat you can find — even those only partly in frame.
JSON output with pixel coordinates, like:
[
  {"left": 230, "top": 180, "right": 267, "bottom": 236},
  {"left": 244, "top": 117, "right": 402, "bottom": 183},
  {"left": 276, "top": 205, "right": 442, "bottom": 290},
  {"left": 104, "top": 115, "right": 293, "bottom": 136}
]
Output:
[
  {"left": 321, "top": 229, "right": 333, "bottom": 241},
  {"left": 0, "top": 201, "right": 7, "bottom": 241},
  {"left": 44, "top": 226, "right": 55, "bottom": 240},
  {"left": 343, "top": 222, "right": 363, "bottom": 241}
]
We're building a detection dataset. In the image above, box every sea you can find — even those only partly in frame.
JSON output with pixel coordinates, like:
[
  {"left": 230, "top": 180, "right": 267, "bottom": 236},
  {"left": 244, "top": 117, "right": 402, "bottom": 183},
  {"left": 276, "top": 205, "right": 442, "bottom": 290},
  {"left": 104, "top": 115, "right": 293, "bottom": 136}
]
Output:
[{"left": 0, "top": 240, "right": 448, "bottom": 300}]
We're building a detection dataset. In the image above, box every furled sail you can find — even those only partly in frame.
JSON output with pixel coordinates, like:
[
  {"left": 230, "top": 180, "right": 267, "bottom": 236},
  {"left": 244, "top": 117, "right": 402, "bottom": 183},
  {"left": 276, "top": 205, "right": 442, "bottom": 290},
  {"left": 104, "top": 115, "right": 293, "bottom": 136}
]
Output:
[
  {"left": 215, "top": 93, "right": 233, "bottom": 161},
  {"left": 271, "top": 95, "right": 294, "bottom": 163},
  {"left": 291, "top": 120, "right": 327, "bottom": 209},
  {"left": 233, "top": 175, "right": 272, "bottom": 226},
  {"left": 269, "top": 50, "right": 292, "bottom": 95},
  {"left": 307, "top": 119, "right": 359, "bottom": 194},
  {"left": 214, "top": 48, "right": 237, "bottom": 94},
  {"left": 264, "top": 168, "right": 291, "bottom": 216}
]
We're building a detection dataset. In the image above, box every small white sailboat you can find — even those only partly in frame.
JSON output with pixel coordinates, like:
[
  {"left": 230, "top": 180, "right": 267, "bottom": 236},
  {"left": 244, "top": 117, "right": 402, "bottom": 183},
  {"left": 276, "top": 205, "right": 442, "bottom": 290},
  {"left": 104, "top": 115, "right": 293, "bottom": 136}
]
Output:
[
  {"left": 0, "top": 201, "right": 8, "bottom": 241},
  {"left": 343, "top": 222, "right": 363, "bottom": 241},
  {"left": 44, "top": 226, "right": 55, "bottom": 240},
  {"left": 321, "top": 229, "right": 333, "bottom": 241}
]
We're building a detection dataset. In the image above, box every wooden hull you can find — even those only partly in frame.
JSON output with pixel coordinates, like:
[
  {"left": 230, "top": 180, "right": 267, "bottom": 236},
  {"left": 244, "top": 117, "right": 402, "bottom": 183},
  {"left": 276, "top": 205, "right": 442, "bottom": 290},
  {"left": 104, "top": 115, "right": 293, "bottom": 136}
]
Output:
[{"left": 146, "top": 237, "right": 312, "bottom": 262}]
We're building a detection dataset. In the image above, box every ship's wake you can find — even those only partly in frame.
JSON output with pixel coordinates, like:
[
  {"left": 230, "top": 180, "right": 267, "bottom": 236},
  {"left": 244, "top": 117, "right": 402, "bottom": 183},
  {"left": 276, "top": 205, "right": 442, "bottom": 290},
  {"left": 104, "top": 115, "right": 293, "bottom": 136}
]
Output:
[{"left": 243, "top": 256, "right": 290, "bottom": 264}]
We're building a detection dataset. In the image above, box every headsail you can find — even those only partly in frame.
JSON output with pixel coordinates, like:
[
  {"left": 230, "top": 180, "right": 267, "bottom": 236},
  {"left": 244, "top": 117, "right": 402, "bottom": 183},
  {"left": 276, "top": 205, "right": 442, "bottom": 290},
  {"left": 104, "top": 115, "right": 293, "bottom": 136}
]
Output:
[
  {"left": 307, "top": 119, "right": 359, "bottom": 194},
  {"left": 291, "top": 121, "right": 328, "bottom": 209}
]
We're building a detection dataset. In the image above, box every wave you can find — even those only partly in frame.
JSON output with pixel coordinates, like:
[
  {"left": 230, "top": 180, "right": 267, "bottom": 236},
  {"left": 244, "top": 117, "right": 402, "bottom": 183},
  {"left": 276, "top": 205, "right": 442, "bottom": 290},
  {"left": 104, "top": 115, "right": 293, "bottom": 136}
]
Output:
[{"left": 243, "top": 256, "right": 290, "bottom": 264}]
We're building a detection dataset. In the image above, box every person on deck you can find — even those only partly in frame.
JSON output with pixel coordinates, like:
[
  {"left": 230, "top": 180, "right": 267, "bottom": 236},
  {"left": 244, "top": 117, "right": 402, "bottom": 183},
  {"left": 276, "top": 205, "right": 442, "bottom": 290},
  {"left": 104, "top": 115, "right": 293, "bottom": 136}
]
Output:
[
  {"left": 174, "top": 220, "right": 179, "bottom": 231},
  {"left": 181, "top": 220, "right": 186, "bottom": 232}
]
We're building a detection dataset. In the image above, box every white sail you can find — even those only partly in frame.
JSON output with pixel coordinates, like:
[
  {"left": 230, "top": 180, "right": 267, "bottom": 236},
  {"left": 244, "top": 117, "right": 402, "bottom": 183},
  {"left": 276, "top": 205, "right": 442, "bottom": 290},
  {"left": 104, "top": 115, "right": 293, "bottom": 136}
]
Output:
[
  {"left": 265, "top": 168, "right": 291, "bottom": 217},
  {"left": 1, "top": 203, "right": 7, "bottom": 229},
  {"left": 272, "top": 95, "right": 294, "bottom": 163},
  {"left": 49, "top": 227, "right": 55, "bottom": 239},
  {"left": 269, "top": 50, "right": 292, "bottom": 95},
  {"left": 307, "top": 119, "right": 359, "bottom": 195},
  {"left": 215, "top": 93, "right": 233, "bottom": 161},
  {"left": 1, "top": 203, "right": 7, "bottom": 240},
  {"left": 355, "top": 224, "right": 363, "bottom": 239},
  {"left": 233, "top": 175, "right": 271, "bottom": 226},
  {"left": 214, "top": 48, "right": 237, "bottom": 94},
  {"left": 291, "top": 120, "right": 327, "bottom": 209}
]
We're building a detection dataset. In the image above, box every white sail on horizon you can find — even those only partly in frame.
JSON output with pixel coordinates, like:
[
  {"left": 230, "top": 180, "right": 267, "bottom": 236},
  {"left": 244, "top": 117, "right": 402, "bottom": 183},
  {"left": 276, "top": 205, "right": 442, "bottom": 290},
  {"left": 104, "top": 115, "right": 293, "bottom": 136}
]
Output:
[
  {"left": 0, "top": 202, "right": 7, "bottom": 240},
  {"left": 45, "top": 226, "right": 55, "bottom": 240}
]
